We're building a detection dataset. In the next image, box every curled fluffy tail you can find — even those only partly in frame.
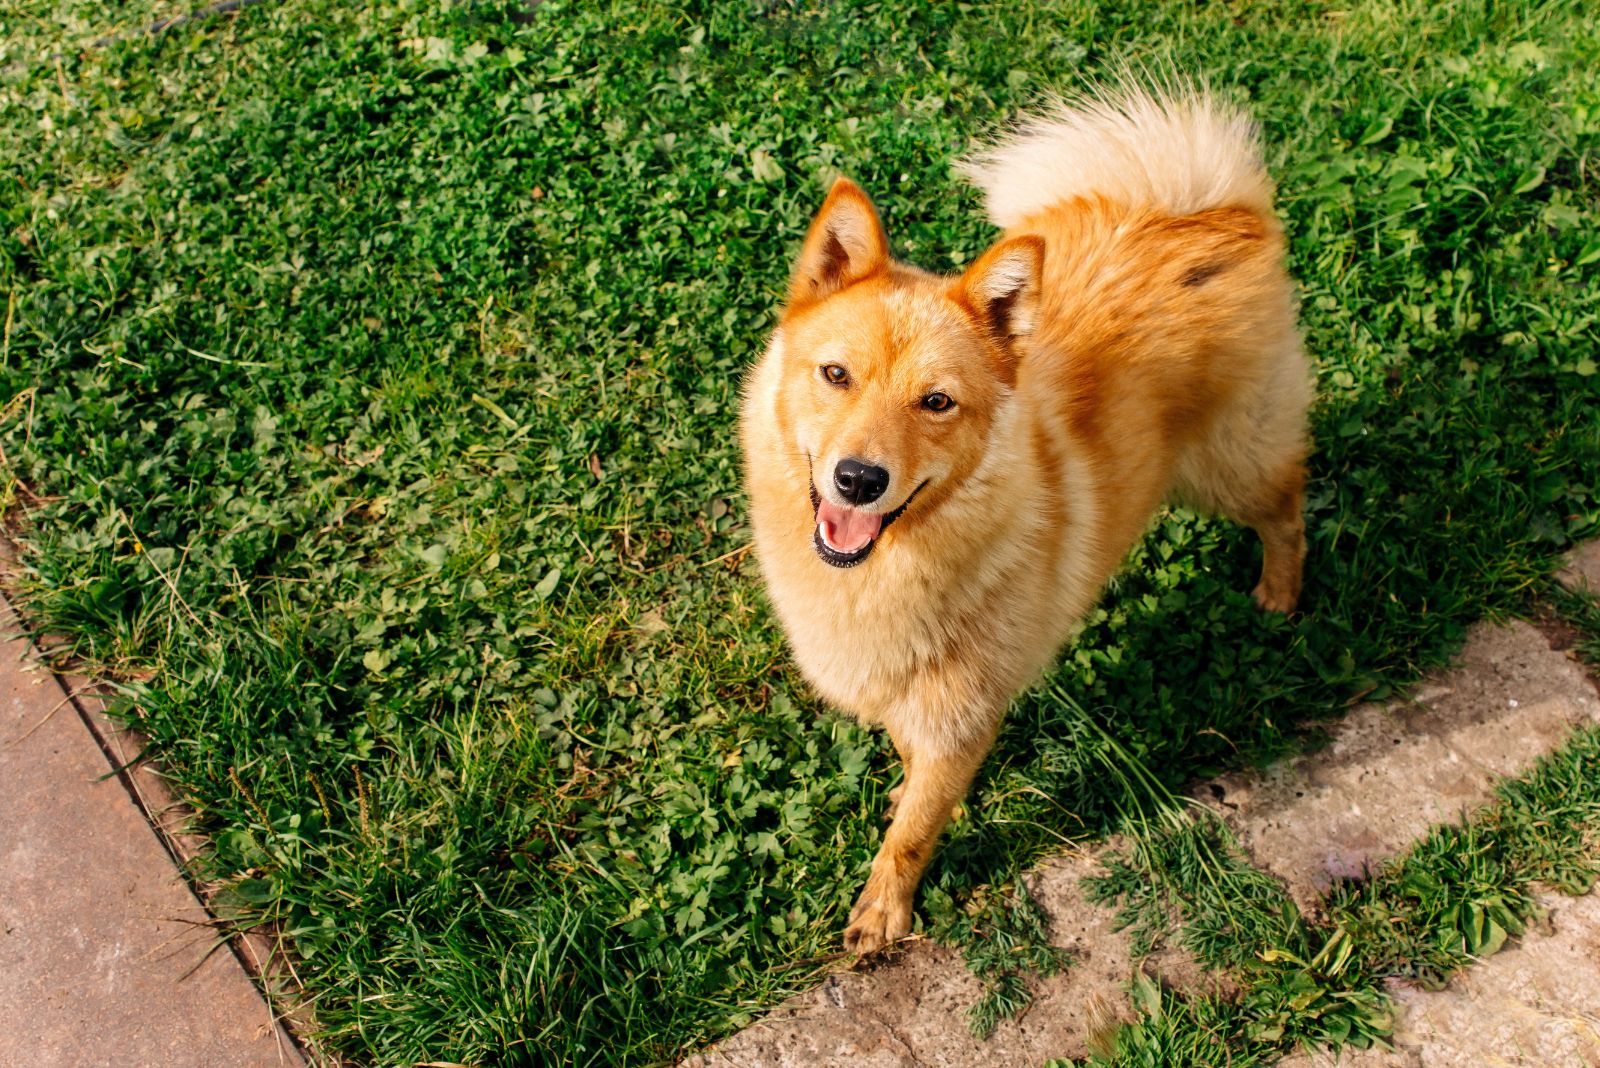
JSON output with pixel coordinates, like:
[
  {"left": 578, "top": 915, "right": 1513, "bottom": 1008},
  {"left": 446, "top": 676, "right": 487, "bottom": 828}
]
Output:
[{"left": 957, "top": 81, "right": 1274, "bottom": 228}]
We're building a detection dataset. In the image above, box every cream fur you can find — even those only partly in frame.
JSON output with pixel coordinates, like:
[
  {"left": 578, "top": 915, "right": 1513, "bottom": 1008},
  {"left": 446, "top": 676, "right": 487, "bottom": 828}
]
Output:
[{"left": 957, "top": 81, "right": 1275, "bottom": 227}]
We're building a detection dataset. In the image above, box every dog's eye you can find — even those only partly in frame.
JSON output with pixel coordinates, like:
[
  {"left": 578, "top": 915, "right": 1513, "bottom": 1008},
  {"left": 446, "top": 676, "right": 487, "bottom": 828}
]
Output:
[
  {"left": 922, "top": 392, "right": 954, "bottom": 412},
  {"left": 821, "top": 364, "right": 850, "bottom": 387}
]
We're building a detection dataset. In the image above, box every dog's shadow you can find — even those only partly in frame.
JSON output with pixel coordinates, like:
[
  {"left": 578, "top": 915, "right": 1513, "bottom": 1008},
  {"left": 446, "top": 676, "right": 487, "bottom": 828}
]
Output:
[{"left": 918, "top": 378, "right": 1588, "bottom": 897}]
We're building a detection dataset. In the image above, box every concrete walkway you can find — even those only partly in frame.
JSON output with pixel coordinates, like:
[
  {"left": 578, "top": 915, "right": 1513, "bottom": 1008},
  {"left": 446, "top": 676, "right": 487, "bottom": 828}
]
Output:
[
  {"left": 687, "top": 547, "right": 1600, "bottom": 1067},
  {"left": 0, "top": 595, "right": 303, "bottom": 1067}
]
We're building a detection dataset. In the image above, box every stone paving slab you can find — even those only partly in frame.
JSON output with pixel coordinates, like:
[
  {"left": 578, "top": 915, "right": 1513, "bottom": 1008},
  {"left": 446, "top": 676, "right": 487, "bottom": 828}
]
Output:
[
  {"left": 1281, "top": 890, "right": 1600, "bottom": 1068},
  {"left": 1210, "top": 620, "right": 1600, "bottom": 912},
  {"left": 0, "top": 595, "right": 303, "bottom": 1068},
  {"left": 1557, "top": 540, "right": 1600, "bottom": 596}
]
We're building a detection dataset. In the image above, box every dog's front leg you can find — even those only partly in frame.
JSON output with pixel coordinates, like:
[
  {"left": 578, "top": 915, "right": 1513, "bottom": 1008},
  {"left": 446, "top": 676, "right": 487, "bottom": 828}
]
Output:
[{"left": 843, "top": 721, "right": 995, "bottom": 955}]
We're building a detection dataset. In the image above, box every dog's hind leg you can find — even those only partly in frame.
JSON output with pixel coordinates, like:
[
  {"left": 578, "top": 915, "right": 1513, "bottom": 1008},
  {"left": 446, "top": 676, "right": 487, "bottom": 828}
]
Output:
[
  {"left": 1235, "top": 461, "right": 1307, "bottom": 613},
  {"left": 1172, "top": 443, "right": 1308, "bottom": 613},
  {"left": 1171, "top": 333, "right": 1312, "bottom": 613},
  {"left": 884, "top": 782, "right": 905, "bottom": 822}
]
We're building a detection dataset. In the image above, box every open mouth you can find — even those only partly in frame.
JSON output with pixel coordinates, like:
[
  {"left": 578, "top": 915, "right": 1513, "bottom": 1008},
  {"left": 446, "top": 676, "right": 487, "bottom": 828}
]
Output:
[{"left": 808, "top": 477, "right": 927, "bottom": 568}]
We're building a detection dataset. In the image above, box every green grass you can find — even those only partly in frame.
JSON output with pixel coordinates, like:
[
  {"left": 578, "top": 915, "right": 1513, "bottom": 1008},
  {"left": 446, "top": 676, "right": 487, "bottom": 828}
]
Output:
[{"left": 2, "top": 0, "right": 1599, "bottom": 1064}]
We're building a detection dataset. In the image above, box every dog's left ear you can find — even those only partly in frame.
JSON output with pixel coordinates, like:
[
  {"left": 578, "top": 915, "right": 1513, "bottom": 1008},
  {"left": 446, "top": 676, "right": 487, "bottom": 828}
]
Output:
[
  {"left": 787, "top": 178, "right": 890, "bottom": 311},
  {"left": 949, "top": 236, "right": 1044, "bottom": 372}
]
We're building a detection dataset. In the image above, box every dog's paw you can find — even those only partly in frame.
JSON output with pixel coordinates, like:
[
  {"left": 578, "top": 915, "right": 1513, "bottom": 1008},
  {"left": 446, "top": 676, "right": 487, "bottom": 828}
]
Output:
[
  {"left": 1252, "top": 580, "right": 1298, "bottom": 614},
  {"left": 843, "top": 887, "right": 912, "bottom": 956}
]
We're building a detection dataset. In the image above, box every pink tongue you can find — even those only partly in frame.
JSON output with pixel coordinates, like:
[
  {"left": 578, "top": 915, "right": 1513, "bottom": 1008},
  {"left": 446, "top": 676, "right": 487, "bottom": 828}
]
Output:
[{"left": 817, "top": 498, "right": 883, "bottom": 554}]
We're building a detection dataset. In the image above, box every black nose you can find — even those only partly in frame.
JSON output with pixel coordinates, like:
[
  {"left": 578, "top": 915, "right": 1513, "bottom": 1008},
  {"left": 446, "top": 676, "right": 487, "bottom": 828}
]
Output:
[{"left": 833, "top": 458, "right": 889, "bottom": 505}]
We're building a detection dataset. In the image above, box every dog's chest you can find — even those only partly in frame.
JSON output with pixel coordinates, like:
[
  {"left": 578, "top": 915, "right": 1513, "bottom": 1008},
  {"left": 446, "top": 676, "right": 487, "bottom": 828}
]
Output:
[{"left": 765, "top": 536, "right": 1048, "bottom": 721}]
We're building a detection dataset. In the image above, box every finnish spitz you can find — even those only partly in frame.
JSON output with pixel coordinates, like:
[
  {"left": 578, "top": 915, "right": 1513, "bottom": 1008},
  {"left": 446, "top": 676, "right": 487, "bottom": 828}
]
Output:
[{"left": 741, "top": 83, "right": 1312, "bottom": 954}]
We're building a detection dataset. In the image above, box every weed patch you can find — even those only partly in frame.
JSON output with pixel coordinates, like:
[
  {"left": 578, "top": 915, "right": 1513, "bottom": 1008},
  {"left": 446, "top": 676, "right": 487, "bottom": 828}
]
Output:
[
  {"left": 1327, "top": 720, "right": 1600, "bottom": 986},
  {"left": 1087, "top": 811, "right": 1394, "bottom": 1059},
  {"left": 927, "top": 875, "right": 1072, "bottom": 1038}
]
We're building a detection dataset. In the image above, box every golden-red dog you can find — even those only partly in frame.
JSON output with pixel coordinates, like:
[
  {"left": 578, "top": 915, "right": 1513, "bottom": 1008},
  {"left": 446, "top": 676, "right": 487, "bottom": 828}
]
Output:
[{"left": 741, "top": 84, "right": 1312, "bottom": 953}]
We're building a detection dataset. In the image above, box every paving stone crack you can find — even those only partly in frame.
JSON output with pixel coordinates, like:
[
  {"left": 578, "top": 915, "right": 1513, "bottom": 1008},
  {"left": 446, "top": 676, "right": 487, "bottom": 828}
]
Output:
[{"left": 858, "top": 1003, "right": 930, "bottom": 1067}]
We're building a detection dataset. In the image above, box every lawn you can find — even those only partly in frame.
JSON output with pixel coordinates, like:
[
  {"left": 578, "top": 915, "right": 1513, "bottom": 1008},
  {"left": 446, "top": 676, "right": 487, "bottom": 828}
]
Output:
[{"left": 1, "top": 0, "right": 1597, "bottom": 1064}]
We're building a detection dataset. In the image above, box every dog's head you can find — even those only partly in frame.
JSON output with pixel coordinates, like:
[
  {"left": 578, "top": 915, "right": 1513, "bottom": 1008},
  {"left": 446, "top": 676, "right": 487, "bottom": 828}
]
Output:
[{"left": 772, "top": 178, "right": 1043, "bottom": 568}]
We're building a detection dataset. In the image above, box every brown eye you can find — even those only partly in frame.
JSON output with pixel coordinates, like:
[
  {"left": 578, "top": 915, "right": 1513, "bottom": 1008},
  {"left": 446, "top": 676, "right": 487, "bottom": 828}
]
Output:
[
  {"left": 821, "top": 364, "right": 850, "bottom": 386},
  {"left": 922, "top": 392, "right": 954, "bottom": 412}
]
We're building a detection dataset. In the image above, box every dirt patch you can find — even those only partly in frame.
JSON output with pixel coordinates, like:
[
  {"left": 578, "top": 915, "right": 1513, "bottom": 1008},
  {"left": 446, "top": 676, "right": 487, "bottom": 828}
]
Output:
[{"left": 1528, "top": 602, "right": 1583, "bottom": 653}]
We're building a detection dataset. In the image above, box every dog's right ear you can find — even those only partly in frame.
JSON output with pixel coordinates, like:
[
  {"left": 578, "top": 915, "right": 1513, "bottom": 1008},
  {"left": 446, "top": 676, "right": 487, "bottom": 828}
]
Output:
[{"left": 787, "top": 178, "right": 889, "bottom": 311}]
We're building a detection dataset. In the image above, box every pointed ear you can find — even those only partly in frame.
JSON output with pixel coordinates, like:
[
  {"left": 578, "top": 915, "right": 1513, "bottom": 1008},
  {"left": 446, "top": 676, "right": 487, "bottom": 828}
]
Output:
[
  {"left": 949, "top": 235, "right": 1044, "bottom": 352},
  {"left": 787, "top": 178, "right": 890, "bottom": 310}
]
